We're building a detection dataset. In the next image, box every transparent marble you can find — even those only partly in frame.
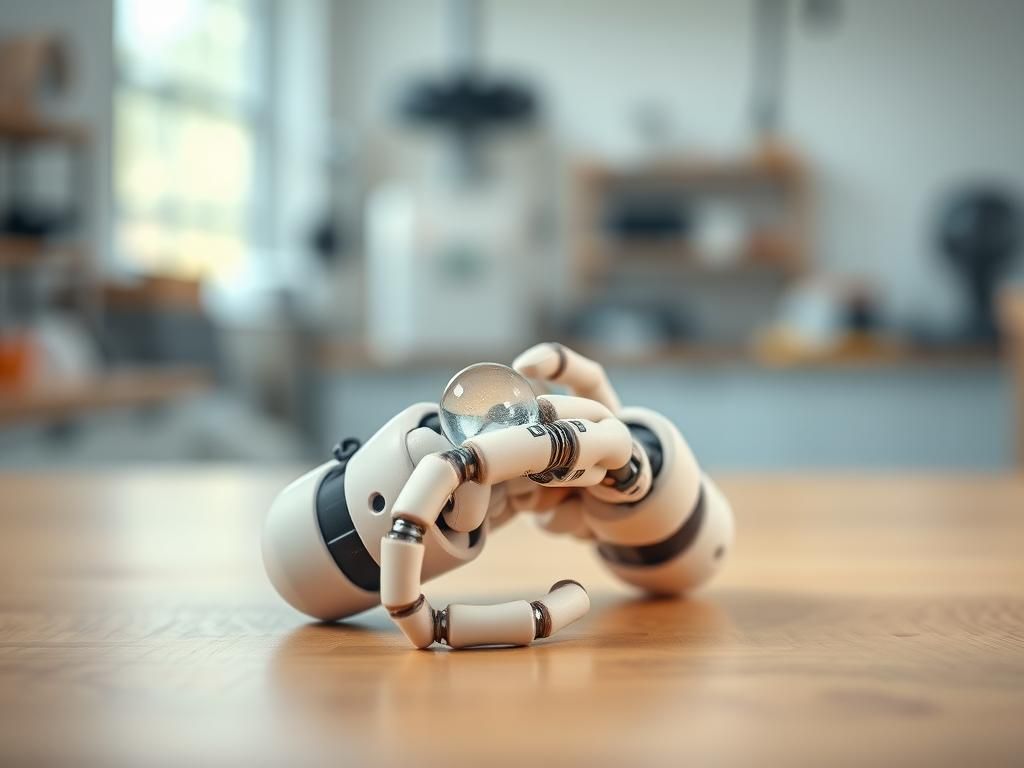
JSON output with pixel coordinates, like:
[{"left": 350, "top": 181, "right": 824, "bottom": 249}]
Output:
[{"left": 439, "top": 363, "right": 540, "bottom": 446}]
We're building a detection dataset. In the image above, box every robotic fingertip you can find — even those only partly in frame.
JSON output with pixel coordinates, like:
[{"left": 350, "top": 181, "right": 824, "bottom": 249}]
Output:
[{"left": 512, "top": 343, "right": 561, "bottom": 378}]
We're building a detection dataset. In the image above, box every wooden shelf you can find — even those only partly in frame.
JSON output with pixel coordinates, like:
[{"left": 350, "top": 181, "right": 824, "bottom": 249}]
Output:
[
  {"left": 576, "top": 153, "right": 806, "bottom": 188},
  {"left": 0, "top": 113, "right": 88, "bottom": 143},
  {"left": 0, "top": 236, "right": 86, "bottom": 268},
  {"left": 570, "top": 151, "right": 814, "bottom": 294},
  {"left": 578, "top": 239, "right": 801, "bottom": 281},
  {"left": 0, "top": 367, "right": 213, "bottom": 427}
]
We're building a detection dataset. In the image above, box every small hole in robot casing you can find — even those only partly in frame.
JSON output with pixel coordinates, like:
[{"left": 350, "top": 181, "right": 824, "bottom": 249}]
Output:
[{"left": 370, "top": 493, "right": 386, "bottom": 514}]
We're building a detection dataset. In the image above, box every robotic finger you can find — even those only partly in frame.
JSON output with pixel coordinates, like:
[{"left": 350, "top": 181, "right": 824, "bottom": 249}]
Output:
[
  {"left": 538, "top": 393, "right": 615, "bottom": 422},
  {"left": 468, "top": 417, "right": 632, "bottom": 486},
  {"left": 381, "top": 403, "right": 640, "bottom": 649},
  {"left": 514, "top": 342, "right": 622, "bottom": 412}
]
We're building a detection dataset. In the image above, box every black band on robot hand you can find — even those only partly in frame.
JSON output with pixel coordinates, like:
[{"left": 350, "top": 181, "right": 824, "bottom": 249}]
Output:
[
  {"left": 440, "top": 446, "right": 480, "bottom": 483},
  {"left": 316, "top": 464, "right": 382, "bottom": 592},
  {"left": 526, "top": 420, "right": 582, "bottom": 484},
  {"left": 625, "top": 422, "right": 663, "bottom": 479},
  {"left": 596, "top": 484, "right": 706, "bottom": 568},
  {"left": 548, "top": 342, "right": 568, "bottom": 380}
]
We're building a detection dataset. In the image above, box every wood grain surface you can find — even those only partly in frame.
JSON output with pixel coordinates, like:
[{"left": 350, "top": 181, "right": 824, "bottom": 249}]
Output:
[{"left": 0, "top": 470, "right": 1021, "bottom": 767}]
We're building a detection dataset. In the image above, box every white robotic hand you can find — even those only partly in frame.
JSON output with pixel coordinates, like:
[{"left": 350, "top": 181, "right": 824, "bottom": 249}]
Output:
[
  {"left": 380, "top": 391, "right": 641, "bottom": 649},
  {"left": 262, "top": 343, "right": 733, "bottom": 651}
]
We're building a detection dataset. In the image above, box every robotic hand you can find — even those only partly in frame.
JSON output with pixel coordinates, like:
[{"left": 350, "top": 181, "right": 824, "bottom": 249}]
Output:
[{"left": 263, "top": 343, "right": 734, "bottom": 650}]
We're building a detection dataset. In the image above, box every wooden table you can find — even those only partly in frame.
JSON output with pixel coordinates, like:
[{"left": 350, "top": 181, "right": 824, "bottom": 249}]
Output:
[{"left": 1, "top": 470, "right": 1021, "bottom": 767}]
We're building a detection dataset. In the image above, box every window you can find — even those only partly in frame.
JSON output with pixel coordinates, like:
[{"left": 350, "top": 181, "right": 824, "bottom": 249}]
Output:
[{"left": 114, "top": 0, "right": 269, "bottom": 279}]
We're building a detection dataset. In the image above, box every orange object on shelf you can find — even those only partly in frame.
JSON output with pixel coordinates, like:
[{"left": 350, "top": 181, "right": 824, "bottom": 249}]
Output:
[{"left": 0, "top": 332, "right": 34, "bottom": 387}]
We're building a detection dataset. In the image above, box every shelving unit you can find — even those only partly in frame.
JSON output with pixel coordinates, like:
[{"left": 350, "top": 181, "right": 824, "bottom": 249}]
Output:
[
  {"left": 0, "top": 112, "right": 97, "bottom": 392},
  {"left": 0, "top": 235, "right": 86, "bottom": 267},
  {"left": 0, "top": 113, "right": 96, "bottom": 311},
  {"left": 570, "top": 150, "right": 812, "bottom": 293},
  {"left": 0, "top": 114, "right": 88, "bottom": 144},
  {"left": 0, "top": 115, "right": 213, "bottom": 427}
]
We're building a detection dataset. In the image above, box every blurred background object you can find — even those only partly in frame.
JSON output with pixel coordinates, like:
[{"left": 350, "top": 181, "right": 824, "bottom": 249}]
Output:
[
  {"left": 0, "top": 0, "right": 1022, "bottom": 469},
  {"left": 937, "top": 185, "right": 1020, "bottom": 343},
  {"left": 365, "top": 0, "right": 548, "bottom": 360},
  {"left": 999, "top": 286, "right": 1024, "bottom": 468}
]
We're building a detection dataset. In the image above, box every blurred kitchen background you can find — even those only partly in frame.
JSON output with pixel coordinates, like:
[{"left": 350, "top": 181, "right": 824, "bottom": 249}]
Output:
[{"left": 0, "top": 0, "right": 1023, "bottom": 470}]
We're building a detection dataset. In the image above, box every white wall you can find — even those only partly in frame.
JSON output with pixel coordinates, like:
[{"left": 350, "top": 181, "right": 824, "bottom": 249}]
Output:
[
  {"left": 786, "top": 0, "right": 1024, "bottom": 323},
  {"left": 332, "top": 0, "right": 1024, "bottom": 325}
]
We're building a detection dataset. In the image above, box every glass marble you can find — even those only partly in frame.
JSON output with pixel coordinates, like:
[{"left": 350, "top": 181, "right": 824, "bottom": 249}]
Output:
[{"left": 439, "top": 363, "right": 540, "bottom": 446}]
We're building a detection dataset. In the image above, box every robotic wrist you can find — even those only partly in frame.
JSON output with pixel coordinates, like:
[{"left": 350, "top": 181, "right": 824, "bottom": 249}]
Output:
[{"left": 581, "top": 408, "right": 735, "bottom": 595}]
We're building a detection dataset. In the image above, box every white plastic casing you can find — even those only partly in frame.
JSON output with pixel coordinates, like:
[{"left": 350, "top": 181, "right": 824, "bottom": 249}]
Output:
[
  {"left": 446, "top": 601, "right": 536, "bottom": 648},
  {"left": 542, "top": 581, "right": 591, "bottom": 636},
  {"left": 263, "top": 460, "right": 381, "bottom": 620},
  {"left": 601, "top": 473, "right": 734, "bottom": 595},
  {"left": 379, "top": 537, "right": 425, "bottom": 610},
  {"left": 583, "top": 406, "right": 735, "bottom": 595},
  {"left": 392, "top": 598, "right": 436, "bottom": 649},
  {"left": 262, "top": 403, "right": 489, "bottom": 621}
]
